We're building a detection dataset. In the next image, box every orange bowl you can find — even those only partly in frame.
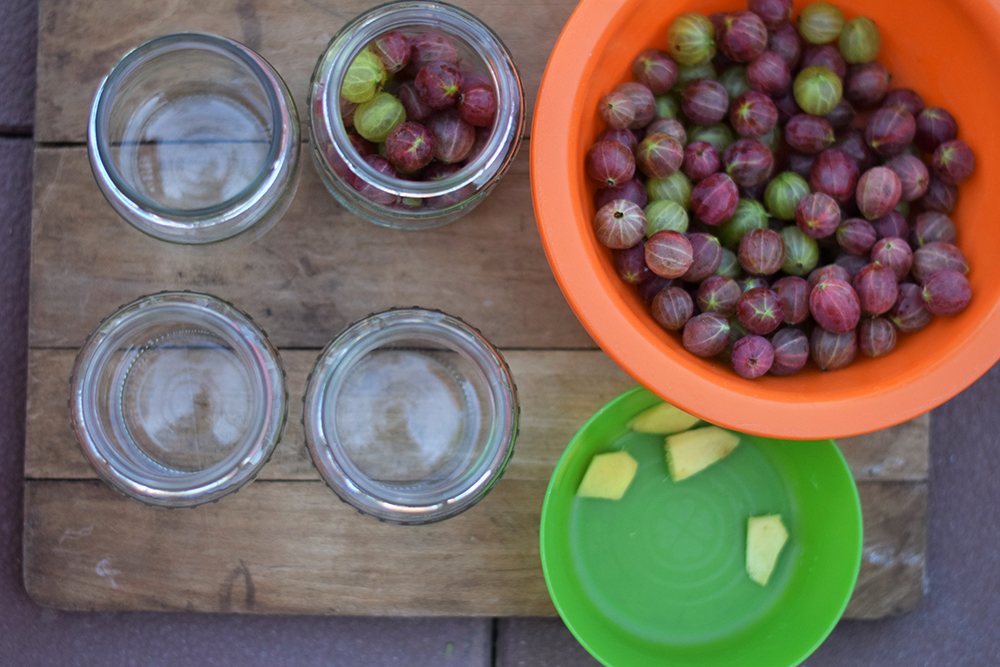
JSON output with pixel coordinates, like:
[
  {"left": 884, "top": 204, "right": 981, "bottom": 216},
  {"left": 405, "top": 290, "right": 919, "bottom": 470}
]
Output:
[{"left": 532, "top": 0, "right": 1000, "bottom": 439}]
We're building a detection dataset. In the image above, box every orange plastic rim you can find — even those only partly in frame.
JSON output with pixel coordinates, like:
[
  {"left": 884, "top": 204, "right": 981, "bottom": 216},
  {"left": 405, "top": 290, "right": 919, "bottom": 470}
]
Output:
[{"left": 532, "top": 0, "right": 1000, "bottom": 439}]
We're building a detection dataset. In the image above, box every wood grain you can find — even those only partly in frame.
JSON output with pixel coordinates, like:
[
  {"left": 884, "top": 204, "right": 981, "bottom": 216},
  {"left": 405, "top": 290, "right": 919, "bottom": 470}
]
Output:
[
  {"left": 25, "top": 349, "right": 636, "bottom": 481},
  {"left": 24, "top": 344, "right": 928, "bottom": 618},
  {"left": 24, "top": 479, "right": 552, "bottom": 616},
  {"left": 25, "top": 348, "right": 929, "bottom": 484},
  {"left": 845, "top": 482, "right": 928, "bottom": 619},
  {"left": 29, "top": 146, "right": 593, "bottom": 350},
  {"left": 23, "top": 478, "right": 923, "bottom": 619},
  {"left": 35, "top": 0, "right": 578, "bottom": 143},
  {"left": 837, "top": 414, "right": 930, "bottom": 482}
]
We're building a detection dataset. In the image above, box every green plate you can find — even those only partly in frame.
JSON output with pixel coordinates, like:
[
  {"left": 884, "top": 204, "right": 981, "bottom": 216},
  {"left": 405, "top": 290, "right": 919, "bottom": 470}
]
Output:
[{"left": 540, "top": 387, "right": 863, "bottom": 667}]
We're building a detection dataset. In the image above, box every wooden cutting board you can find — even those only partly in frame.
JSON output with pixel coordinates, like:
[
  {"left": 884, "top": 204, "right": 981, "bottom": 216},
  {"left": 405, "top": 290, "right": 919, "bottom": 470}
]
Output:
[{"left": 25, "top": 0, "right": 927, "bottom": 619}]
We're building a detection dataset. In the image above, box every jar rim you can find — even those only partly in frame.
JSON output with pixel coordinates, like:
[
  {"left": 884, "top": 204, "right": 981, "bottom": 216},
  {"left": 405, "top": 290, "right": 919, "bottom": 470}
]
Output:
[
  {"left": 71, "top": 292, "right": 288, "bottom": 507},
  {"left": 303, "top": 308, "right": 519, "bottom": 523},
  {"left": 311, "top": 1, "right": 525, "bottom": 204},
  {"left": 88, "top": 33, "right": 296, "bottom": 237}
]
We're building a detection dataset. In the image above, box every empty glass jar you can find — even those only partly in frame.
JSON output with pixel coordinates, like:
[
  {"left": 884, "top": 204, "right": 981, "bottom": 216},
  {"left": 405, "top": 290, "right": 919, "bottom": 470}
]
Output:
[
  {"left": 309, "top": 1, "right": 524, "bottom": 229},
  {"left": 88, "top": 32, "right": 300, "bottom": 244},
  {"left": 303, "top": 308, "right": 519, "bottom": 523},
  {"left": 71, "top": 292, "right": 287, "bottom": 507}
]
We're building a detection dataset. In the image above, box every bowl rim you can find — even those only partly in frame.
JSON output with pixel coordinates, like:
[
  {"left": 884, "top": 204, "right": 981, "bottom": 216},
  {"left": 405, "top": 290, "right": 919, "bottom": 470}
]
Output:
[
  {"left": 530, "top": 0, "right": 1000, "bottom": 439},
  {"left": 538, "top": 385, "right": 863, "bottom": 667}
]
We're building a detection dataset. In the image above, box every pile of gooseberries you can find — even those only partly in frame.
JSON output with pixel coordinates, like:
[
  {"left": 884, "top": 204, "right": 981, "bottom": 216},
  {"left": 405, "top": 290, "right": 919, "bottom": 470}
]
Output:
[
  {"left": 317, "top": 30, "right": 498, "bottom": 208},
  {"left": 587, "top": 0, "right": 974, "bottom": 379}
]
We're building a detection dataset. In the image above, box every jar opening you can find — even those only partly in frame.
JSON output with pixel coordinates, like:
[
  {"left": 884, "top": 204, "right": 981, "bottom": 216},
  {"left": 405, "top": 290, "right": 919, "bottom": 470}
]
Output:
[
  {"left": 71, "top": 293, "right": 287, "bottom": 507},
  {"left": 313, "top": 1, "right": 524, "bottom": 205},
  {"left": 92, "top": 33, "right": 286, "bottom": 220},
  {"left": 304, "top": 309, "right": 518, "bottom": 523}
]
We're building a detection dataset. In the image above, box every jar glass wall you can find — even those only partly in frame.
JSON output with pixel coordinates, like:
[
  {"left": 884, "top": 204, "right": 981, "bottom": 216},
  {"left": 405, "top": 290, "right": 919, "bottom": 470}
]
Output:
[
  {"left": 309, "top": 1, "right": 524, "bottom": 230},
  {"left": 88, "top": 33, "right": 300, "bottom": 245}
]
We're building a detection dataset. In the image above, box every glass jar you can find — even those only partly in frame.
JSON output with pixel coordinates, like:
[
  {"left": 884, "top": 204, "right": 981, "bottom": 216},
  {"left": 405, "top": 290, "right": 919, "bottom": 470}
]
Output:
[
  {"left": 303, "top": 308, "right": 519, "bottom": 523},
  {"left": 88, "top": 33, "right": 300, "bottom": 245},
  {"left": 308, "top": 1, "right": 524, "bottom": 230},
  {"left": 71, "top": 292, "right": 287, "bottom": 507}
]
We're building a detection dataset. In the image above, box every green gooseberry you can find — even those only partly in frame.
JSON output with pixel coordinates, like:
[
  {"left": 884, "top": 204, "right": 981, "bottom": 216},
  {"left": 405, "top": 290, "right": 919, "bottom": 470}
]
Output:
[
  {"left": 672, "top": 61, "right": 718, "bottom": 94},
  {"left": 780, "top": 226, "right": 820, "bottom": 276},
  {"left": 793, "top": 66, "right": 843, "bottom": 116},
  {"left": 647, "top": 171, "right": 693, "bottom": 208},
  {"left": 644, "top": 200, "right": 690, "bottom": 236},
  {"left": 716, "top": 247, "right": 741, "bottom": 278},
  {"left": 765, "top": 172, "right": 810, "bottom": 220},
  {"left": 717, "top": 198, "right": 769, "bottom": 250},
  {"left": 667, "top": 13, "right": 716, "bottom": 66},
  {"left": 654, "top": 94, "right": 682, "bottom": 120},
  {"left": 341, "top": 49, "right": 386, "bottom": 104},
  {"left": 798, "top": 2, "right": 845, "bottom": 45},
  {"left": 354, "top": 92, "right": 406, "bottom": 143},
  {"left": 687, "top": 123, "right": 736, "bottom": 155},
  {"left": 718, "top": 66, "right": 751, "bottom": 100},
  {"left": 839, "top": 16, "right": 880, "bottom": 64}
]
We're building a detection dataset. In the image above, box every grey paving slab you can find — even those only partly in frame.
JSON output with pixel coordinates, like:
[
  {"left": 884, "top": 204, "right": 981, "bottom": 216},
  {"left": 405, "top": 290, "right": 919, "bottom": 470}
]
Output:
[
  {"left": 0, "top": 0, "right": 37, "bottom": 133},
  {"left": 496, "top": 364, "right": 1000, "bottom": 667},
  {"left": 497, "top": 618, "right": 601, "bottom": 667}
]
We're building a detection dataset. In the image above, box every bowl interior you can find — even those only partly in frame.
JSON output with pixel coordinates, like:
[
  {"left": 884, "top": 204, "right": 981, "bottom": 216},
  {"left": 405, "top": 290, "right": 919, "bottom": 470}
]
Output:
[
  {"left": 532, "top": 0, "right": 1000, "bottom": 438},
  {"left": 540, "top": 387, "right": 862, "bottom": 667}
]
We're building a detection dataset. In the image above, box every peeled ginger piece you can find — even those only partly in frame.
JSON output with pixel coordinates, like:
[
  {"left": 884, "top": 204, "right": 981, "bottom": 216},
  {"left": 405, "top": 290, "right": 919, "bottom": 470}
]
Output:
[
  {"left": 577, "top": 451, "right": 638, "bottom": 500},
  {"left": 665, "top": 426, "right": 740, "bottom": 481},
  {"left": 746, "top": 515, "right": 789, "bottom": 586},
  {"left": 630, "top": 402, "right": 700, "bottom": 434}
]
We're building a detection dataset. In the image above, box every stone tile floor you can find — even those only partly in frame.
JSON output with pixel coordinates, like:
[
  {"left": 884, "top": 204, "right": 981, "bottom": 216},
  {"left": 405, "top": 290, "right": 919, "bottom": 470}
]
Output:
[{"left": 1, "top": 0, "right": 997, "bottom": 663}]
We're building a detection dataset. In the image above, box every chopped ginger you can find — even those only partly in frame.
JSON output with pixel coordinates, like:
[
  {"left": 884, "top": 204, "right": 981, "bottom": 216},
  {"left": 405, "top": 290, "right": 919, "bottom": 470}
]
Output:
[
  {"left": 577, "top": 451, "right": 638, "bottom": 500},
  {"left": 746, "top": 515, "right": 789, "bottom": 586},
  {"left": 630, "top": 402, "right": 700, "bottom": 434},
  {"left": 665, "top": 426, "right": 740, "bottom": 481}
]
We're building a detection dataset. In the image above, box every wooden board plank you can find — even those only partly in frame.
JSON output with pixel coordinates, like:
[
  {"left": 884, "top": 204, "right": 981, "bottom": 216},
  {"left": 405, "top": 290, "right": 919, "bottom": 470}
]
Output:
[
  {"left": 25, "top": 348, "right": 930, "bottom": 484},
  {"left": 26, "top": 349, "right": 636, "bottom": 481},
  {"left": 23, "top": 478, "right": 925, "bottom": 618},
  {"left": 24, "top": 479, "right": 551, "bottom": 616},
  {"left": 29, "top": 146, "right": 594, "bottom": 350},
  {"left": 845, "top": 482, "right": 928, "bottom": 619},
  {"left": 837, "top": 415, "right": 930, "bottom": 482},
  {"left": 35, "top": 0, "right": 577, "bottom": 143}
]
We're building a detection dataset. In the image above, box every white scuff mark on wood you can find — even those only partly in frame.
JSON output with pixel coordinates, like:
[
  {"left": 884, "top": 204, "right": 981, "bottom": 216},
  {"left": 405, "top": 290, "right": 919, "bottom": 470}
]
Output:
[
  {"left": 96, "top": 557, "right": 121, "bottom": 589},
  {"left": 863, "top": 546, "right": 925, "bottom": 568},
  {"left": 868, "top": 457, "right": 906, "bottom": 477},
  {"left": 58, "top": 525, "right": 94, "bottom": 545},
  {"left": 864, "top": 546, "right": 897, "bottom": 565}
]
